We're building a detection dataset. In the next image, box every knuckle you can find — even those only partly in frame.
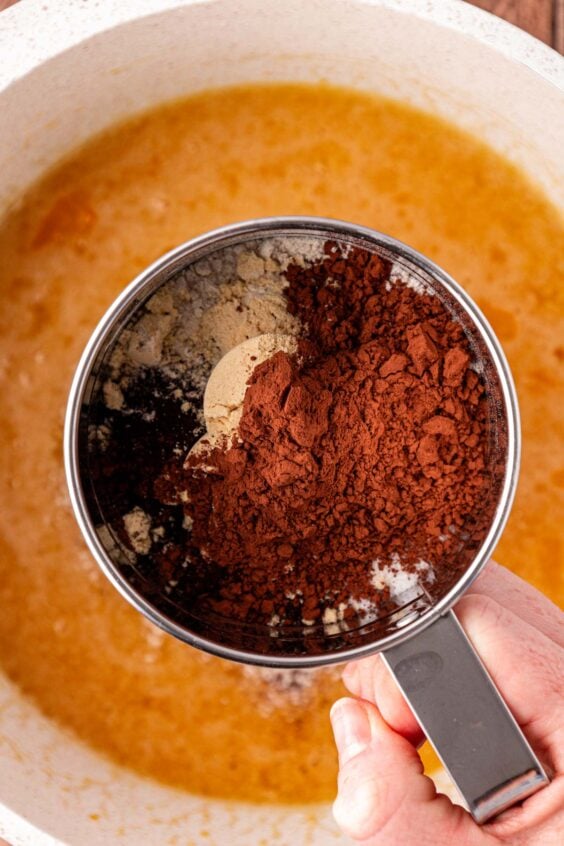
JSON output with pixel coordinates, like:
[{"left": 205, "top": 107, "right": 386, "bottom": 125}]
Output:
[
  {"left": 333, "top": 780, "right": 379, "bottom": 840},
  {"left": 456, "top": 592, "right": 505, "bottom": 629},
  {"left": 334, "top": 759, "right": 396, "bottom": 841}
]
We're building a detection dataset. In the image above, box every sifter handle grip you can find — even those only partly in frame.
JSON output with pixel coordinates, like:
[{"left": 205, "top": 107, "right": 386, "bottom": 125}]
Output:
[{"left": 382, "top": 609, "right": 549, "bottom": 823}]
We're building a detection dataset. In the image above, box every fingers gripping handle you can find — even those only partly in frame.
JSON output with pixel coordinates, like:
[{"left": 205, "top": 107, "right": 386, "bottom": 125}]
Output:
[{"left": 382, "top": 610, "right": 549, "bottom": 823}]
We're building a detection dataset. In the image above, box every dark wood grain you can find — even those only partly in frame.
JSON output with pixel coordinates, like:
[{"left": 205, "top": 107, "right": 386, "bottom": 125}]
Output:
[
  {"left": 555, "top": 0, "right": 564, "bottom": 52},
  {"left": 468, "top": 0, "right": 556, "bottom": 46}
]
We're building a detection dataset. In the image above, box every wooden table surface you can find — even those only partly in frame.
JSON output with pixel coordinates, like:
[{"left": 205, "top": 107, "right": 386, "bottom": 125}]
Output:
[
  {"left": 0, "top": 2, "right": 561, "bottom": 846},
  {"left": 471, "top": 0, "right": 563, "bottom": 51}
]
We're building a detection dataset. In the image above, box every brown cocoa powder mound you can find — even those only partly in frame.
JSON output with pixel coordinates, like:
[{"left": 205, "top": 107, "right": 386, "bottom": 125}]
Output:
[{"left": 182, "top": 243, "right": 497, "bottom": 626}]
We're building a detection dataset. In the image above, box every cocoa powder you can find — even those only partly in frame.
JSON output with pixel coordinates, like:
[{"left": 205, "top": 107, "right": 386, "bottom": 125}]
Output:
[{"left": 182, "top": 243, "right": 498, "bottom": 629}]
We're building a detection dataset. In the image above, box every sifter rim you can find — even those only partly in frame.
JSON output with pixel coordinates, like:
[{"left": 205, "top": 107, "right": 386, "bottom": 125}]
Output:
[{"left": 64, "top": 216, "right": 520, "bottom": 668}]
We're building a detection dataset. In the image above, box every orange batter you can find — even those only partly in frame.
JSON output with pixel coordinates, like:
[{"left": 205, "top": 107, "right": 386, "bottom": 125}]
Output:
[{"left": 0, "top": 84, "right": 562, "bottom": 804}]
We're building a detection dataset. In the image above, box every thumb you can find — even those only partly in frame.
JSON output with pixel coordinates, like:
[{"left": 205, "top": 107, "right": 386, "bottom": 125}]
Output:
[{"left": 330, "top": 697, "right": 493, "bottom": 846}]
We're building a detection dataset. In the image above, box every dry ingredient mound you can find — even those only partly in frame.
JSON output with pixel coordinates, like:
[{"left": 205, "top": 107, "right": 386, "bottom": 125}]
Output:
[
  {"left": 99, "top": 237, "right": 308, "bottom": 436},
  {"left": 182, "top": 243, "right": 497, "bottom": 629}
]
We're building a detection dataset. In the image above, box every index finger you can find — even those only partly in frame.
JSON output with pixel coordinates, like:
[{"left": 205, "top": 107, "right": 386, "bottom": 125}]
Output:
[
  {"left": 342, "top": 560, "right": 564, "bottom": 746},
  {"left": 468, "top": 561, "right": 564, "bottom": 647}
]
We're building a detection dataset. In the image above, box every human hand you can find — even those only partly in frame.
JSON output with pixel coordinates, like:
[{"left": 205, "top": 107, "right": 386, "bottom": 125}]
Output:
[{"left": 330, "top": 561, "right": 564, "bottom": 845}]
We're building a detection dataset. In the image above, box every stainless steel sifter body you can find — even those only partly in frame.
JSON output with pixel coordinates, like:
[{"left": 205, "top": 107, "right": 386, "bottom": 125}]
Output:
[{"left": 64, "top": 217, "right": 549, "bottom": 823}]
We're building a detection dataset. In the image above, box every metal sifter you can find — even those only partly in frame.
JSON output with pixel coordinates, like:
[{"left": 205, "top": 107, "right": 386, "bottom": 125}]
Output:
[{"left": 64, "top": 217, "right": 548, "bottom": 823}]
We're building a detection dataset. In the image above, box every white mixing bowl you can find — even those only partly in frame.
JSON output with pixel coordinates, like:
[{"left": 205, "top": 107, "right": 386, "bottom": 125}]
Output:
[{"left": 0, "top": 1, "right": 562, "bottom": 844}]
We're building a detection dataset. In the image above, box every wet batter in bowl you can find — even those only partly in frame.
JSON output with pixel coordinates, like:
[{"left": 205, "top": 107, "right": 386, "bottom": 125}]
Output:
[{"left": 0, "top": 84, "right": 562, "bottom": 803}]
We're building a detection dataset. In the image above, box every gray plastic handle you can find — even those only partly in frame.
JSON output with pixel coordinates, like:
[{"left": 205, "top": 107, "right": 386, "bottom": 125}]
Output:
[{"left": 382, "top": 610, "right": 549, "bottom": 823}]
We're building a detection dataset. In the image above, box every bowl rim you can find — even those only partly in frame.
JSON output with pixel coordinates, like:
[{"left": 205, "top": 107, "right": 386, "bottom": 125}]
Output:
[{"left": 1, "top": 0, "right": 563, "bottom": 96}]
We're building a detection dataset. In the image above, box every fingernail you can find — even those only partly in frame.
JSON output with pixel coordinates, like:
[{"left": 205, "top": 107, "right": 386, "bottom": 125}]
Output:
[{"left": 330, "top": 698, "right": 372, "bottom": 765}]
